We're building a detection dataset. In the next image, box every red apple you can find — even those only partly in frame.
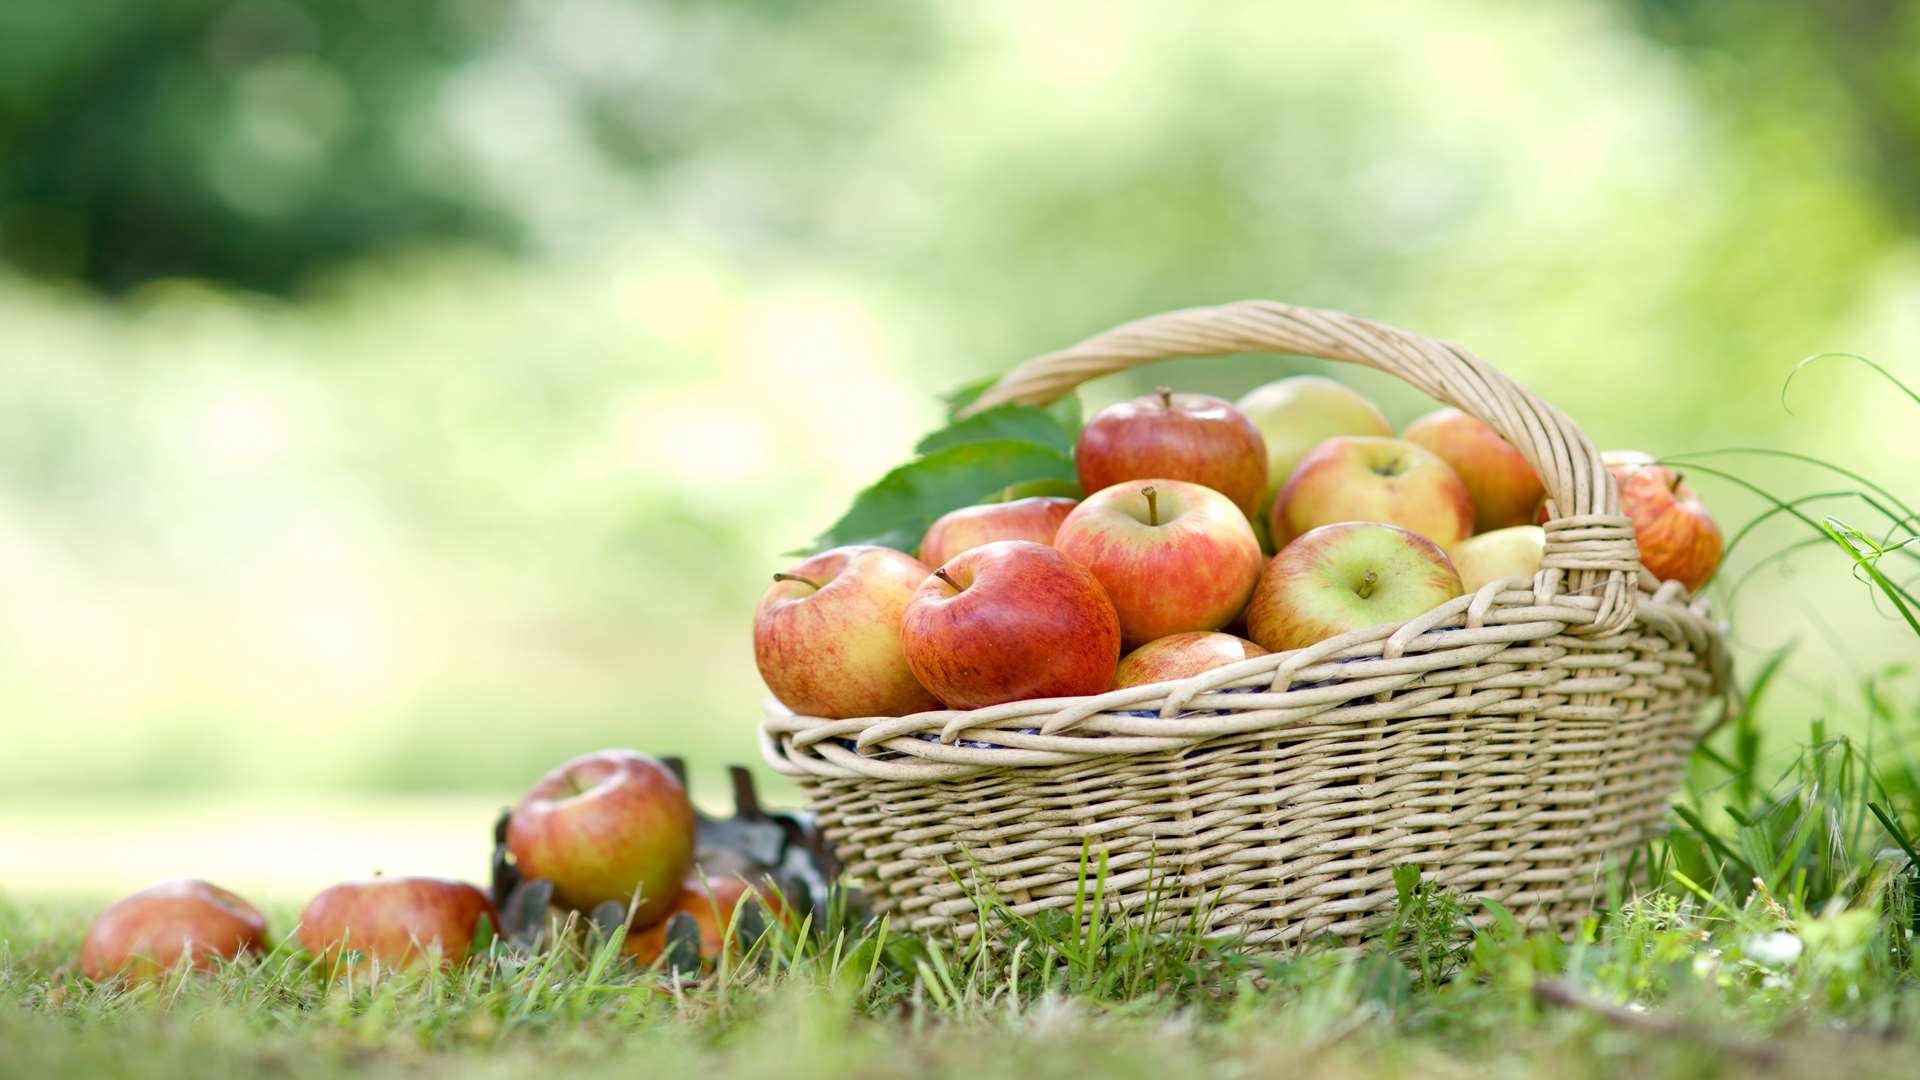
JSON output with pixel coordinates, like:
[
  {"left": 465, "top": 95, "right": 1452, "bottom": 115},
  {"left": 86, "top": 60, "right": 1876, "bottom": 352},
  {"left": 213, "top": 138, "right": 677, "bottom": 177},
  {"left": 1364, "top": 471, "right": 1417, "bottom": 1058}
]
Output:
[
  {"left": 80, "top": 879, "right": 268, "bottom": 982},
  {"left": 507, "top": 749, "right": 697, "bottom": 925},
  {"left": 918, "top": 496, "right": 1078, "bottom": 569},
  {"left": 624, "top": 874, "right": 786, "bottom": 968},
  {"left": 1401, "top": 408, "right": 1546, "bottom": 532},
  {"left": 1075, "top": 389, "right": 1268, "bottom": 516},
  {"left": 1246, "top": 523, "right": 1464, "bottom": 652},
  {"left": 1054, "top": 479, "right": 1266, "bottom": 647},
  {"left": 1605, "top": 451, "right": 1724, "bottom": 591},
  {"left": 1271, "top": 436, "right": 1473, "bottom": 549},
  {"left": 1114, "top": 632, "right": 1268, "bottom": 689},
  {"left": 297, "top": 877, "right": 496, "bottom": 969},
  {"left": 901, "top": 540, "right": 1121, "bottom": 709},
  {"left": 1450, "top": 525, "right": 1546, "bottom": 593},
  {"left": 754, "top": 545, "right": 940, "bottom": 719}
]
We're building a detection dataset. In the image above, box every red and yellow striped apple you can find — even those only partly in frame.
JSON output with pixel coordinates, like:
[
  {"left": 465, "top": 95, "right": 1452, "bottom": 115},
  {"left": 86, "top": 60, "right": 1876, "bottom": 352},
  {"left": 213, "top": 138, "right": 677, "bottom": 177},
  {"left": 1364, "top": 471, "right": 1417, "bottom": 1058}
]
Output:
[
  {"left": 1114, "top": 631, "right": 1268, "bottom": 689},
  {"left": 507, "top": 749, "right": 697, "bottom": 925},
  {"left": 624, "top": 874, "right": 785, "bottom": 968},
  {"left": 1605, "top": 451, "right": 1724, "bottom": 591},
  {"left": 297, "top": 877, "right": 496, "bottom": 970},
  {"left": 1402, "top": 408, "right": 1545, "bottom": 532},
  {"left": 81, "top": 879, "right": 268, "bottom": 982},
  {"left": 1054, "top": 479, "right": 1265, "bottom": 648},
  {"left": 1075, "top": 389, "right": 1268, "bottom": 517},
  {"left": 754, "top": 545, "right": 940, "bottom": 719},
  {"left": 901, "top": 540, "right": 1120, "bottom": 709},
  {"left": 918, "top": 496, "right": 1077, "bottom": 569},
  {"left": 1247, "top": 522, "right": 1464, "bottom": 652},
  {"left": 1272, "top": 436, "right": 1473, "bottom": 549}
]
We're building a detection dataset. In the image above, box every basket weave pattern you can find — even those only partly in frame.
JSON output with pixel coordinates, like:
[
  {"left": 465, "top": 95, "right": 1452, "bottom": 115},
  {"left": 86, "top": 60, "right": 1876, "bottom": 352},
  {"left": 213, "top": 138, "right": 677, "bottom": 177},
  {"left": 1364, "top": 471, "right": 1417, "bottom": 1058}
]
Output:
[{"left": 761, "top": 301, "right": 1730, "bottom": 946}]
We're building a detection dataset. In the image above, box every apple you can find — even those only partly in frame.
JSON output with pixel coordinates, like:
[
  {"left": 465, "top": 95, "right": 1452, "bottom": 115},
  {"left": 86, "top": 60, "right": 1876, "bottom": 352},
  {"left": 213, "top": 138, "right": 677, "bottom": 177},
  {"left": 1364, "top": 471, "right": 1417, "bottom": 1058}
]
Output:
[
  {"left": 297, "top": 877, "right": 496, "bottom": 969},
  {"left": 80, "top": 879, "right": 268, "bottom": 982},
  {"left": 1450, "top": 525, "right": 1546, "bottom": 593},
  {"left": 1246, "top": 523, "right": 1464, "bottom": 652},
  {"left": 1605, "top": 451, "right": 1724, "bottom": 591},
  {"left": 1401, "top": 408, "right": 1546, "bottom": 532},
  {"left": 1054, "top": 479, "right": 1266, "bottom": 647},
  {"left": 624, "top": 875, "right": 785, "bottom": 968},
  {"left": 1271, "top": 436, "right": 1474, "bottom": 549},
  {"left": 507, "top": 749, "right": 697, "bottom": 926},
  {"left": 754, "top": 545, "right": 940, "bottom": 719},
  {"left": 1114, "top": 632, "right": 1268, "bottom": 689},
  {"left": 1074, "top": 388, "right": 1268, "bottom": 516},
  {"left": 901, "top": 540, "right": 1121, "bottom": 709},
  {"left": 918, "top": 496, "right": 1078, "bottom": 569},
  {"left": 1237, "top": 375, "right": 1393, "bottom": 513}
]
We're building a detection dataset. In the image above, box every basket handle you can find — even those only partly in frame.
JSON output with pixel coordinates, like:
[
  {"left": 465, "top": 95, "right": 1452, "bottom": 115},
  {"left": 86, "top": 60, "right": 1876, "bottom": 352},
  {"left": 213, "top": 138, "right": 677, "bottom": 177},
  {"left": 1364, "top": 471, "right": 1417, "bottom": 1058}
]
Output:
[{"left": 960, "top": 300, "right": 1642, "bottom": 634}]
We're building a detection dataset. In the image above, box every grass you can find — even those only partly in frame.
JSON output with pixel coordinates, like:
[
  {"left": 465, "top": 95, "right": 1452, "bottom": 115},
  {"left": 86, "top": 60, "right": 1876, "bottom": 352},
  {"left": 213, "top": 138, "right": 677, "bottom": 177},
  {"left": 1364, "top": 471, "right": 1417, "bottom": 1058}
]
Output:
[{"left": 7, "top": 362, "right": 1920, "bottom": 1078}]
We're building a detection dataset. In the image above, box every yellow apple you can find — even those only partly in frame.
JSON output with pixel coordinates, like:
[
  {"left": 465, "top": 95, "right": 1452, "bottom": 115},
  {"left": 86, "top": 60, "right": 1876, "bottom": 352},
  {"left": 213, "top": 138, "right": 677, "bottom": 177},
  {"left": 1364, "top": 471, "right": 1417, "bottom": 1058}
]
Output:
[
  {"left": 1449, "top": 525, "right": 1546, "bottom": 593},
  {"left": 1237, "top": 376, "right": 1392, "bottom": 521}
]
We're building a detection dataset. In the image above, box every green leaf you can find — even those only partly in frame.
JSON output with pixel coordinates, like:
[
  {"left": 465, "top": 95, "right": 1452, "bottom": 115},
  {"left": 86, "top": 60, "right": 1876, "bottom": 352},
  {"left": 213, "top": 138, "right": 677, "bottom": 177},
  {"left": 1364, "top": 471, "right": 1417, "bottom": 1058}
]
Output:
[
  {"left": 939, "top": 376, "right": 1082, "bottom": 432},
  {"left": 810, "top": 440, "right": 1076, "bottom": 554},
  {"left": 916, "top": 403, "right": 1078, "bottom": 457},
  {"left": 974, "top": 478, "right": 1083, "bottom": 504}
]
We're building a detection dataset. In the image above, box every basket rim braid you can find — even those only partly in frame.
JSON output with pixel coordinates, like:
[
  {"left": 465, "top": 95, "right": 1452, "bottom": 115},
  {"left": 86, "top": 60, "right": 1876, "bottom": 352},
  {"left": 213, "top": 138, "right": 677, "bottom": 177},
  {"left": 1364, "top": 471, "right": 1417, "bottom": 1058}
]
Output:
[{"left": 759, "top": 299, "right": 1732, "bottom": 945}]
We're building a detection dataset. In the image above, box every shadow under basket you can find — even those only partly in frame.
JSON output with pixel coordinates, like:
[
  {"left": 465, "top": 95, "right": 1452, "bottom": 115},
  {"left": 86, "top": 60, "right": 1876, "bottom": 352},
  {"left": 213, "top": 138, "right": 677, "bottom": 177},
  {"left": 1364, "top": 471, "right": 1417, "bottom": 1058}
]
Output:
[{"left": 760, "top": 299, "right": 1734, "bottom": 949}]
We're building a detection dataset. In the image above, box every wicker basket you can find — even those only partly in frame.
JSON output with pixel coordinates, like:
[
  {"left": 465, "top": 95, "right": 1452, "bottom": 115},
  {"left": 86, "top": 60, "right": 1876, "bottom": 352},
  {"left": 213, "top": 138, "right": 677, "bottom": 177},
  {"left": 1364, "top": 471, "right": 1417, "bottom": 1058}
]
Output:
[{"left": 760, "top": 300, "right": 1732, "bottom": 948}]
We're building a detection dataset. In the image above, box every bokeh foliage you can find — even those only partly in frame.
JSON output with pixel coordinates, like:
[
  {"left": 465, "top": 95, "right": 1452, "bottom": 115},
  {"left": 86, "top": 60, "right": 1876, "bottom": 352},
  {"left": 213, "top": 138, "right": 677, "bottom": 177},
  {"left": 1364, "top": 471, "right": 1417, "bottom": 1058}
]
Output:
[{"left": 1, "top": 1, "right": 1917, "bottom": 806}]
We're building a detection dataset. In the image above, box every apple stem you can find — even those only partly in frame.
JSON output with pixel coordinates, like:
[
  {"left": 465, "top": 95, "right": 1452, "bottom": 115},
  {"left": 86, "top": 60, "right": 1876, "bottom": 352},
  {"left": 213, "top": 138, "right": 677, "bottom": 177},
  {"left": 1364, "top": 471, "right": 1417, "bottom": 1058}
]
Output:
[
  {"left": 1356, "top": 570, "right": 1378, "bottom": 600},
  {"left": 933, "top": 568, "right": 962, "bottom": 591},
  {"left": 1143, "top": 485, "right": 1160, "bottom": 527},
  {"left": 1667, "top": 470, "right": 1685, "bottom": 494},
  {"left": 1156, "top": 386, "right": 1174, "bottom": 409},
  {"left": 772, "top": 572, "right": 824, "bottom": 590}
]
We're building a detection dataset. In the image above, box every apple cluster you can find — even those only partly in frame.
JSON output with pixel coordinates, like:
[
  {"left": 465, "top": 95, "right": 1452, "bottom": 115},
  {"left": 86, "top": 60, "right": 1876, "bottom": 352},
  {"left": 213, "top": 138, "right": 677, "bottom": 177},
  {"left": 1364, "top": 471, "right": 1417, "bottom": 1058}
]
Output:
[
  {"left": 79, "top": 749, "right": 781, "bottom": 982},
  {"left": 757, "top": 377, "right": 1725, "bottom": 718}
]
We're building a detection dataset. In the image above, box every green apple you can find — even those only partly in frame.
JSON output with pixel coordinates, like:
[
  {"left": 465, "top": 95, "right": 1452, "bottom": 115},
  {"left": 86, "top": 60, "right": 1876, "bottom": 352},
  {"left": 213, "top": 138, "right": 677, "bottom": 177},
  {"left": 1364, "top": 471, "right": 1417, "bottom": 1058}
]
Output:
[
  {"left": 1450, "top": 525, "right": 1546, "bottom": 593},
  {"left": 1246, "top": 522, "right": 1464, "bottom": 652},
  {"left": 1237, "top": 376, "right": 1392, "bottom": 529}
]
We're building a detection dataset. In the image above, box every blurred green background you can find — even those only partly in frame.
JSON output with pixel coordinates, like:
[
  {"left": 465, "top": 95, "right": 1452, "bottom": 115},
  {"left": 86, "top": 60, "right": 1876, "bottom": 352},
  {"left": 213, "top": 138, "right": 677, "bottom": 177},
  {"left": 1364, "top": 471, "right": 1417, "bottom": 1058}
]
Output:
[{"left": 4, "top": 0, "right": 1918, "bottom": 898}]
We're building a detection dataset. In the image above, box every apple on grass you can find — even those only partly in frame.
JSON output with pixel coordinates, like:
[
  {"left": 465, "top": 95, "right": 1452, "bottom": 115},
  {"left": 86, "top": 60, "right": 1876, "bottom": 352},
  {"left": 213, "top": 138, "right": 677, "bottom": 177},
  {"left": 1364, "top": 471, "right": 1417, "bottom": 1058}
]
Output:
[
  {"left": 1246, "top": 522, "right": 1465, "bottom": 653},
  {"left": 1272, "top": 436, "right": 1474, "bottom": 550},
  {"left": 1237, "top": 376, "right": 1393, "bottom": 529},
  {"left": 918, "top": 495, "right": 1078, "bottom": 569},
  {"left": 507, "top": 749, "right": 697, "bottom": 927},
  {"left": 81, "top": 879, "right": 268, "bottom": 982},
  {"left": 754, "top": 545, "right": 941, "bottom": 719},
  {"left": 1075, "top": 388, "right": 1268, "bottom": 517},
  {"left": 624, "top": 875, "right": 785, "bottom": 968},
  {"left": 1114, "top": 632, "right": 1268, "bottom": 689},
  {"left": 901, "top": 540, "right": 1121, "bottom": 709},
  {"left": 1401, "top": 407, "right": 1546, "bottom": 532},
  {"left": 1449, "top": 525, "right": 1546, "bottom": 593},
  {"left": 1054, "top": 479, "right": 1266, "bottom": 647},
  {"left": 297, "top": 877, "right": 497, "bottom": 970},
  {"left": 1605, "top": 451, "right": 1724, "bottom": 591}
]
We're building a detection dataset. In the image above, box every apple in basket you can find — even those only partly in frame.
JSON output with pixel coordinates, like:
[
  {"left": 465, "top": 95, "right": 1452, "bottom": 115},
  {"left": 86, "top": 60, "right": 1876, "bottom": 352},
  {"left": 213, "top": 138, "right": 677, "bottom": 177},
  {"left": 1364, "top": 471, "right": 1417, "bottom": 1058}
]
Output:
[
  {"left": 918, "top": 495, "right": 1078, "bottom": 569},
  {"left": 1053, "top": 479, "right": 1266, "bottom": 647},
  {"left": 1237, "top": 375, "right": 1392, "bottom": 513},
  {"left": 1272, "top": 436, "right": 1474, "bottom": 549},
  {"left": 1450, "top": 524, "right": 1546, "bottom": 594},
  {"left": 81, "top": 879, "right": 269, "bottom": 982},
  {"left": 1246, "top": 522, "right": 1465, "bottom": 652},
  {"left": 1074, "top": 388, "right": 1268, "bottom": 517},
  {"left": 754, "top": 545, "right": 941, "bottom": 719},
  {"left": 901, "top": 540, "right": 1121, "bottom": 710},
  {"left": 1605, "top": 450, "right": 1724, "bottom": 591},
  {"left": 507, "top": 749, "right": 697, "bottom": 926},
  {"left": 297, "top": 877, "right": 497, "bottom": 970},
  {"left": 624, "top": 874, "right": 786, "bottom": 968},
  {"left": 1401, "top": 407, "right": 1546, "bottom": 532},
  {"left": 1114, "top": 631, "right": 1268, "bottom": 689}
]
